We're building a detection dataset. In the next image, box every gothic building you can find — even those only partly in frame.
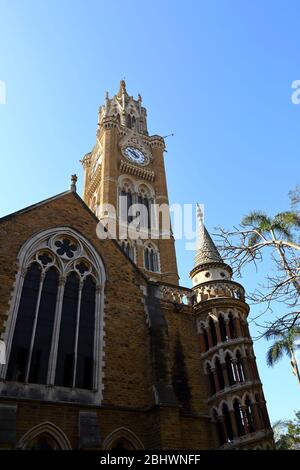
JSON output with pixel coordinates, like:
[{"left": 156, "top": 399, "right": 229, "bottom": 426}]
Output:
[{"left": 0, "top": 81, "right": 274, "bottom": 450}]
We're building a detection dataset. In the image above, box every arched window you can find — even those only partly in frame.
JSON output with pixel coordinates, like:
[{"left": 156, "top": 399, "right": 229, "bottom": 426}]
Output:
[
  {"left": 27, "top": 434, "right": 61, "bottom": 450},
  {"left": 228, "top": 313, "right": 237, "bottom": 339},
  {"left": 218, "top": 315, "right": 227, "bottom": 342},
  {"left": 17, "top": 422, "right": 72, "bottom": 450},
  {"left": 209, "top": 317, "right": 217, "bottom": 346},
  {"left": 212, "top": 409, "right": 225, "bottom": 445},
  {"left": 236, "top": 350, "right": 245, "bottom": 382},
  {"left": 244, "top": 396, "right": 255, "bottom": 433},
  {"left": 102, "top": 427, "right": 144, "bottom": 450},
  {"left": 132, "top": 116, "right": 136, "bottom": 128},
  {"left": 2, "top": 228, "right": 105, "bottom": 401},
  {"left": 126, "top": 114, "right": 132, "bottom": 128},
  {"left": 201, "top": 324, "right": 209, "bottom": 351},
  {"left": 137, "top": 187, "right": 152, "bottom": 230},
  {"left": 120, "top": 187, "right": 133, "bottom": 224},
  {"left": 206, "top": 364, "right": 216, "bottom": 394},
  {"left": 233, "top": 399, "right": 246, "bottom": 436},
  {"left": 222, "top": 403, "right": 233, "bottom": 442},
  {"left": 225, "top": 353, "right": 235, "bottom": 386},
  {"left": 215, "top": 357, "right": 224, "bottom": 390},
  {"left": 144, "top": 243, "right": 159, "bottom": 272},
  {"left": 120, "top": 240, "right": 135, "bottom": 262}
]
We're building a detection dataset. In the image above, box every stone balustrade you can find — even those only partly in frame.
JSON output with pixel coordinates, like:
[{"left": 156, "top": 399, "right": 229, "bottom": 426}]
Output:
[
  {"left": 193, "top": 280, "right": 245, "bottom": 303},
  {"left": 158, "top": 284, "right": 194, "bottom": 306}
]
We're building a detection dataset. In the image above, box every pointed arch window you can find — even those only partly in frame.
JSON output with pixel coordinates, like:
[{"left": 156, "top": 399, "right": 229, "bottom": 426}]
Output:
[
  {"left": 126, "top": 114, "right": 132, "bottom": 129},
  {"left": 209, "top": 317, "right": 217, "bottom": 346},
  {"left": 138, "top": 193, "right": 151, "bottom": 230},
  {"left": 244, "top": 396, "right": 255, "bottom": 433},
  {"left": 228, "top": 313, "right": 237, "bottom": 339},
  {"left": 233, "top": 399, "right": 246, "bottom": 436},
  {"left": 144, "top": 244, "right": 159, "bottom": 272},
  {"left": 2, "top": 229, "right": 106, "bottom": 401},
  {"left": 215, "top": 357, "right": 224, "bottom": 390},
  {"left": 225, "top": 353, "right": 236, "bottom": 386},
  {"left": 222, "top": 403, "right": 233, "bottom": 442},
  {"left": 120, "top": 240, "right": 135, "bottom": 262},
  {"left": 218, "top": 315, "right": 227, "bottom": 342}
]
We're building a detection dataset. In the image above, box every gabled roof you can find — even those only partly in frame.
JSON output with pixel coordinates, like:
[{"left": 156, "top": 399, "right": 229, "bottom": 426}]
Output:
[{"left": 0, "top": 190, "right": 99, "bottom": 223}]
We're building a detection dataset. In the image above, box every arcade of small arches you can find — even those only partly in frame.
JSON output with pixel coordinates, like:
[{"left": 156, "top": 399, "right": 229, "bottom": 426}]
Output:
[
  {"left": 204, "top": 346, "right": 260, "bottom": 395},
  {"left": 118, "top": 177, "right": 160, "bottom": 273},
  {"left": 198, "top": 310, "right": 250, "bottom": 353},
  {"left": 111, "top": 110, "right": 145, "bottom": 133},
  {"left": 118, "top": 177, "right": 155, "bottom": 231},
  {"left": 119, "top": 239, "right": 160, "bottom": 273},
  {"left": 210, "top": 391, "right": 271, "bottom": 447}
]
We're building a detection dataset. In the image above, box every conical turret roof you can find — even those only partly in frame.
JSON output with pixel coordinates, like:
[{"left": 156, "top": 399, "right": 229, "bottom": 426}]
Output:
[{"left": 194, "top": 206, "right": 223, "bottom": 266}]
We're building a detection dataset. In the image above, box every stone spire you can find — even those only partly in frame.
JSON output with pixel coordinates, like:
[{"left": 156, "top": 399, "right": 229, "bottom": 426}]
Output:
[
  {"left": 194, "top": 205, "right": 222, "bottom": 267},
  {"left": 190, "top": 205, "right": 232, "bottom": 286}
]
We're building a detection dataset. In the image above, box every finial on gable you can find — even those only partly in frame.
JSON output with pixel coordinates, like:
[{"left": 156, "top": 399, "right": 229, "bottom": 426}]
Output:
[{"left": 70, "top": 174, "right": 78, "bottom": 192}]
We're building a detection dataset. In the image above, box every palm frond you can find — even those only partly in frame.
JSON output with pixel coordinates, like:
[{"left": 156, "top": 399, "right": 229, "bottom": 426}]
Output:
[
  {"left": 266, "top": 340, "right": 288, "bottom": 366},
  {"left": 275, "top": 211, "right": 300, "bottom": 229},
  {"left": 241, "top": 211, "right": 271, "bottom": 230}
]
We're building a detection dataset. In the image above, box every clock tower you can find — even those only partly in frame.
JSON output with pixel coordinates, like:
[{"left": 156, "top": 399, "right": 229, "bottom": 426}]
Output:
[{"left": 81, "top": 80, "right": 179, "bottom": 284}]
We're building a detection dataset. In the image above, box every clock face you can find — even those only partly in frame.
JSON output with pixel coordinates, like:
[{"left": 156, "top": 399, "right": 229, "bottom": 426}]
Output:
[{"left": 123, "top": 146, "right": 147, "bottom": 165}]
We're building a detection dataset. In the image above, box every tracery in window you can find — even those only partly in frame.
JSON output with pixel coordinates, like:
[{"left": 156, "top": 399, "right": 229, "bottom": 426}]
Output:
[
  {"left": 3, "top": 229, "right": 105, "bottom": 395},
  {"left": 144, "top": 243, "right": 159, "bottom": 272},
  {"left": 120, "top": 239, "right": 135, "bottom": 262}
]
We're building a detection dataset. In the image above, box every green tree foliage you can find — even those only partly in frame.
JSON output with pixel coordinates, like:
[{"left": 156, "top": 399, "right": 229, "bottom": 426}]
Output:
[{"left": 273, "top": 410, "right": 300, "bottom": 449}]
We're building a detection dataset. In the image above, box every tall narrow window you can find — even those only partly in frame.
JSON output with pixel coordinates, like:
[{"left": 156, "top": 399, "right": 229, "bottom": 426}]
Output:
[
  {"left": 120, "top": 240, "right": 135, "bottom": 262},
  {"left": 233, "top": 399, "right": 246, "bottom": 436},
  {"left": 222, "top": 403, "right": 233, "bottom": 441},
  {"left": 218, "top": 315, "right": 227, "bottom": 342},
  {"left": 215, "top": 357, "right": 224, "bottom": 390},
  {"left": 55, "top": 272, "right": 79, "bottom": 387},
  {"left": 144, "top": 245, "right": 159, "bottom": 272},
  {"left": 120, "top": 188, "right": 133, "bottom": 224},
  {"left": 138, "top": 194, "right": 151, "bottom": 230},
  {"left": 29, "top": 266, "right": 59, "bottom": 384},
  {"left": 225, "top": 353, "right": 235, "bottom": 386},
  {"left": 6, "top": 263, "right": 41, "bottom": 382},
  {"left": 76, "top": 275, "right": 96, "bottom": 390},
  {"left": 228, "top": 313, "right": 237, "bottom": 339},
  {"left": 236, "top": 350, "right": 245, "bottom": 382},
  {"left": 209, "top": 317, "right": 217, "bottom": 346}
]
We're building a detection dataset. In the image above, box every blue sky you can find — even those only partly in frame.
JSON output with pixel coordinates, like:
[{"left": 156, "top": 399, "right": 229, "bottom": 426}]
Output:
[{"left": 0, "top": 0, "right": 299, "bottom": 423}]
